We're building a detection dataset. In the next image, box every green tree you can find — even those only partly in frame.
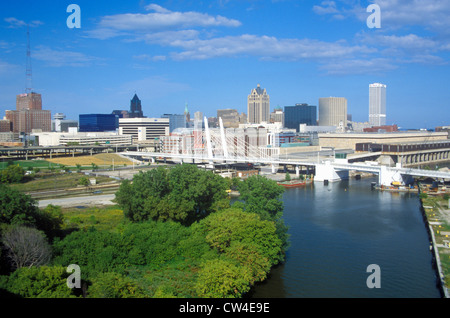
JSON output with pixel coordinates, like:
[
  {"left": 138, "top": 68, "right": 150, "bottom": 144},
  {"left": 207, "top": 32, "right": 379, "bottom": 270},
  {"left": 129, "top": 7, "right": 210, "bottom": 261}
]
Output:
[
  {"left": 285, "top": 172, "right": 291, "bottom": 181},
  {"left": 115, "top": 164, "right": 228, "bottom": 225},
  {"left": 0, "top": 184, "right": 39, "bottom": 226},
  {"left": 37, "top": 205, "right": 64, "bottom": 239},
  {"left": 0, "top": 266, "right": 78, "bottom": 298},
  {"left": 52, "top": 227, "right": 130, "bottom": 279},
  {"left": 0, "top": 185, "right": 65, "bottom": 242},
  {"left": 200, "top": 208, "right": 284, "bottom": 266},
  {"left": 237, "top": 175, "right": 289, "bottom": 252},
  {"left": 237, "top": 175, "right": 284, "bottom": 221},
  {"left": 195, "top": 259, "right": 252, "bottom": 298},
  {"left": 79, "top": 176, "right": 90, "bottom": 186},
  {"left": 224, "top": 242, "right": 271, "bottom": 284},
  {"left": 0, "top": 164, "right": 25, "bottom": 184},
  {"left": 88, "top": 272, "right": 146, "bottom": 298}
]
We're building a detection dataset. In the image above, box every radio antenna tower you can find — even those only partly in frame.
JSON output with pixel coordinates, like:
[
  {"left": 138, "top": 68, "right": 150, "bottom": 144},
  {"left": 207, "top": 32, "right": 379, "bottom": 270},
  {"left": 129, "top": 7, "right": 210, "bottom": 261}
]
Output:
[{"left": 25, "top": 24, "right": 32, "bottom": 94}]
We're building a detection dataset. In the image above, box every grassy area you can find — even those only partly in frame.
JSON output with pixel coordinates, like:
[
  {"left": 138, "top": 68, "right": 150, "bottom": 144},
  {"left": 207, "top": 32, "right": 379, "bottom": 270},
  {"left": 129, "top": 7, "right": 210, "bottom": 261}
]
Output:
[
  {"left": 46, "top": 153, "right": 133, "bottom": 168},
  {"left": 61, "top": 205, "right": 125, "bottom": 232},
  {"left": 0, "top": 154, "right": 133, "bottom": 172},
  {"left": 9, "top": 173, "right": 115, "bottom": 192},
  {"left": 0, "top": 160, "right": 61, "bottom": 171},
  {"left": 422, "top": 194, "right": 450, "bottom": 292}
]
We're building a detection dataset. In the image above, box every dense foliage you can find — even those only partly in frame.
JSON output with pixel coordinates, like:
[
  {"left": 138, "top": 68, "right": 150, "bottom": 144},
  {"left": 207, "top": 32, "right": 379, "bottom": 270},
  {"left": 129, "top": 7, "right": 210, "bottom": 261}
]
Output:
[
  {"left": 0, "top": 164, "right": 25, "bottom": 184},
  {"left": 0, "top": 266, "right": 76, "bottom": 298},
  {"left": 115, "top": 164, "right": 229, "bottom": 225},
  {"left": 236, "top": 175, "right": 289, "bottom": 254},
  {"left": 0, "top": 164, "right": 289, "bottom": 298}
]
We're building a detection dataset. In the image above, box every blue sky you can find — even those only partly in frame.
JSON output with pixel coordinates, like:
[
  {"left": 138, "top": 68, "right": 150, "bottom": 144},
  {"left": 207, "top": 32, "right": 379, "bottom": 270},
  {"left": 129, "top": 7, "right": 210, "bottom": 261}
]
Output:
[{"left": 1, "top": 0, "right": 449, "bottom": 129}]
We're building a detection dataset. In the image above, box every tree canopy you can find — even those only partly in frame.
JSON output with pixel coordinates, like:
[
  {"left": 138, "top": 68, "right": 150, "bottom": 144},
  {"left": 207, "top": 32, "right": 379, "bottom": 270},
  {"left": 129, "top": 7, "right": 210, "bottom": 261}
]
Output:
[
  {"left": 0, "top": 165, "right": 25, "bottom": 184},
  {"left": 236, "top": 175, "right": 289, "bottom": 253},
  {"left": 115, "top": 164, "right": 229, "bottom": 225},
  {"left": 0, "top": 164, "right": 290, "bottom": 299}
]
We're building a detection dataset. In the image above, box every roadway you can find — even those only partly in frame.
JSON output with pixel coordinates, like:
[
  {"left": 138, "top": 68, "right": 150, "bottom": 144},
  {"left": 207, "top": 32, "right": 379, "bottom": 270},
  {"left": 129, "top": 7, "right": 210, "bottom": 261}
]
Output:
[{"left": 38, "top": 193, "right": 116, "bottom": 208}]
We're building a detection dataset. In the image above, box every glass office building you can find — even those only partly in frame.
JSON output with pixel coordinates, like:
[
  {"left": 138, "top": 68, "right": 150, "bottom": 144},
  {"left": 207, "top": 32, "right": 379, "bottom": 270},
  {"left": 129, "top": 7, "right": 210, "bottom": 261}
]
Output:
[
  {"left": 284, "top": 103, "right": 317, "bottom": 132},
  {"left": 162, "top": 114, "right": 187, "bottom": 133},
  {"left": 79, "top": 114, "right": 119, "bottom": 132}
]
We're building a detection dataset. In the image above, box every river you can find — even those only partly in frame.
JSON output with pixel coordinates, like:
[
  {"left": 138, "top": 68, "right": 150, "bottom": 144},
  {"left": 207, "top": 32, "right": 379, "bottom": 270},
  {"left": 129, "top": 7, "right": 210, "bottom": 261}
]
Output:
[{"left": 251, "top": 176, "right": 442, "bottom": 298}]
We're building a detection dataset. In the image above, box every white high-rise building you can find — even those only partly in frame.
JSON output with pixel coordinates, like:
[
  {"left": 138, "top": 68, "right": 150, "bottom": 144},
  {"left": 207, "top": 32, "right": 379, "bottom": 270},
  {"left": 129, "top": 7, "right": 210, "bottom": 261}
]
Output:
[{"left": 369, "top": 83, "right": 387, "bottom": 126}]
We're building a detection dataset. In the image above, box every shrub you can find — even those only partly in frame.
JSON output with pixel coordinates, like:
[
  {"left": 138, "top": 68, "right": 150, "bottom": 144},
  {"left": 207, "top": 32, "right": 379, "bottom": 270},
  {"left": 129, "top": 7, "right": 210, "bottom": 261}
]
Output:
[
  {"left": 88, "top": 272, "right": 146, "bottom": 298},
  {"left": 0, "top": 266, "right": 77, "bottom": 298}
]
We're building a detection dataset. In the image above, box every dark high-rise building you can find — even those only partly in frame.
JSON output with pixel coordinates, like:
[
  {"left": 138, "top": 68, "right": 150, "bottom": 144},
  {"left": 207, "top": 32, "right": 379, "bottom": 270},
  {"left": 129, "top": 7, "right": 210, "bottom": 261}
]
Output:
[
  {"left": 79, "top": 114, "right": 119, "bottom": 132},
  {"left": 284, "top": 103, "right": 317, "bottom": 132},
  {"left": 129, "top": 94, "right": 144, "bottom": 118},
  {"left": 112, "top": 110, "right": 130, "bottom": 118}
]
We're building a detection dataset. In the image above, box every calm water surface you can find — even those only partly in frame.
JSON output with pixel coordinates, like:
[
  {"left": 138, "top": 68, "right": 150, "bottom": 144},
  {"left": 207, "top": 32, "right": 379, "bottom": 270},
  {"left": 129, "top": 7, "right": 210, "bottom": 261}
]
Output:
[{"left": 251, "top": 177, "right": 441, "bottom": 298}]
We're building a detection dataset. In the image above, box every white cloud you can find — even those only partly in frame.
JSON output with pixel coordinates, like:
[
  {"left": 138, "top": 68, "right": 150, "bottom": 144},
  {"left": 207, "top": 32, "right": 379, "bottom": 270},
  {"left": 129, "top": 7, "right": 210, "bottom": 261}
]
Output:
[
  {"left": 144, "top": 4, "right": 172, "bottom": 13},
  {"left": 0, "top": 59, "right": 18, "bottom": 74},
  {"left": 313, "top": 1, "right": 339, "bottom": 15},
  {"left": 87, "top": 3, "right": 241, "bottom": 40},
  {"left": 4, "top": 17, "right": 43, "bottom": 28},
  {"left": 357, "top": 32, "right": 450, "bottom": 65},
  {"left": 312, "top": 0, "right": 450, "bottom": 33},
  {"left": 32, "top": 46, "right": 99, "bottom": 67},
  {"left": 155, "top": 34, "right": 374, "bottom": 62},
  {"left": 373, "top": 0, "right": 450, "bottom": 32},
  {"left": 360, "top": 33, "right": 441, "bottom": 51},
  {"left": 320, "top": 57, "right": 398, "bottom": 75},
  {"left": 133, "top": 54, "right": 167, "bottom": 62},
  {"left": 82, "top": 2, "right": 449, "bottom": 76}
]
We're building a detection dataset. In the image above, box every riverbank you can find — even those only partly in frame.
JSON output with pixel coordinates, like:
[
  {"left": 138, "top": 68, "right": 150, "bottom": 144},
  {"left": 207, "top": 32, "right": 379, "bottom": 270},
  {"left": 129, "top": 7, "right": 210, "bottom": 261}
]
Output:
[{"left": 419, "top": 193, "right": 450, "bottom": 298}]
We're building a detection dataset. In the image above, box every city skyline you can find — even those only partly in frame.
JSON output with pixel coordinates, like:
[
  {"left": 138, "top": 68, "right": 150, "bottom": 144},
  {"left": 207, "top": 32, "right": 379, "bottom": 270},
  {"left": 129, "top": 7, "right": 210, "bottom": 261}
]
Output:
[{"left": 1, "top": 0, "right": 449, "bottom": 129}]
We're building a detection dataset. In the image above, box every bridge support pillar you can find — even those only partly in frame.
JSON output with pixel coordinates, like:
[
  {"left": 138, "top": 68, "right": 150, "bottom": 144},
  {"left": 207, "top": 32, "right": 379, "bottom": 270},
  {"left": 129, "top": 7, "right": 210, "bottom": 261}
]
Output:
[
  {"left": 378, "top": 165, "right": 414, "bottom": 187},
  {"left": 295, "top": 165, "right": 300, "bottom": 177},
  {"left": 314, "top": 162, "right": 349, "bottom": 183}
]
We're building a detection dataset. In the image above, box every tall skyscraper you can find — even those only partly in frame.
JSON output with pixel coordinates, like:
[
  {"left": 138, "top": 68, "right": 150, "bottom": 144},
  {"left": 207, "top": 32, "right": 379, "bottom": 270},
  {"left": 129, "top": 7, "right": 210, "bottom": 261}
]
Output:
[
  {"left": 318, "top": 97, "right": 347, "bottom": 127},
  {"left": 284, "top": 103, "right": 317, "bottom": 131},
  {"left": 16, "top": 92, "right": 42, "bottom": 110},
  {"left": 369, "top": 83, "right": 387, "bottom": 126},
  {"left": 5, "top": 92, "right": 51, "bottom": 133},
  {"left": 247, "top": 84, "right": 270, "bottom": 124},
  {"left": 3, "top": 27, "right": 51, "bottom": 134},
  {"left": 129, "top": 94, "right": 144, "bottom": 118}
]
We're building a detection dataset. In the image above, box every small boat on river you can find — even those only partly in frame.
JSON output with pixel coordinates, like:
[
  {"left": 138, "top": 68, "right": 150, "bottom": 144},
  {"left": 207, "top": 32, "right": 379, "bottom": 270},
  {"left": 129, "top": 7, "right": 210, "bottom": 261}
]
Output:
[{"left": 277, "top": 179, "right": 307, "bottom": 188}]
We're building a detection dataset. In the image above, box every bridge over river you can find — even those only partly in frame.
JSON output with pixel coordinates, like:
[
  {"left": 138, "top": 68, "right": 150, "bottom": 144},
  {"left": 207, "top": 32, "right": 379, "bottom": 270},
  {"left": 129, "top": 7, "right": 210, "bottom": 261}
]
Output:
[{"left": 121, "top": 150, "right": 450, "bottom": 187}]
